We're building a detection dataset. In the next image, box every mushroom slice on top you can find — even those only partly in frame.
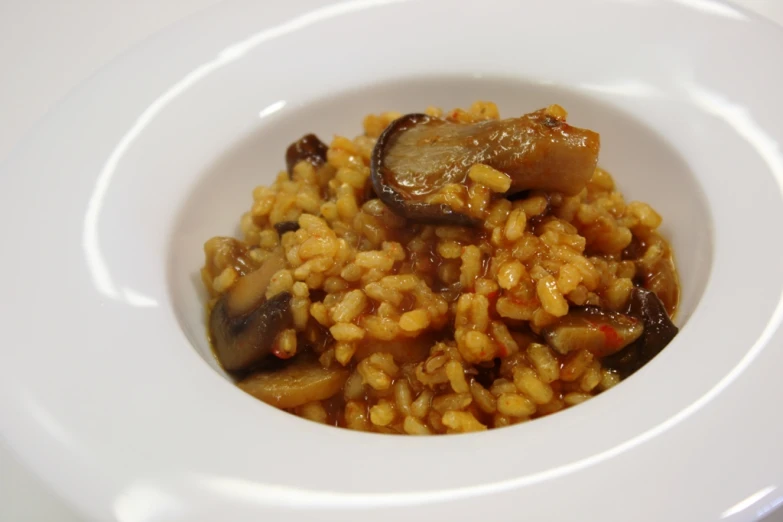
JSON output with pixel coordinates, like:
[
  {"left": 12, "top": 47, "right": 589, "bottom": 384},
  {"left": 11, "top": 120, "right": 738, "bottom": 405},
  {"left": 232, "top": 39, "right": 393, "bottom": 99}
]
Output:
[{"left": 371, "top": 108, "right": 600, "bottom": 225}]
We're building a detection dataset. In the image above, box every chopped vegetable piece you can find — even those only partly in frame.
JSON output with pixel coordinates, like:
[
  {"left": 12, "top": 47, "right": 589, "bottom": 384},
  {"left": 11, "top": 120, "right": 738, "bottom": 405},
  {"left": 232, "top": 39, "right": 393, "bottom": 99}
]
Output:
[
  {"left": 543, "top": 307, "right": 643, "bottom": 357},
  {"left": 209, "top": 250, "right": 293, "bottom": 372},
  {"left": 353, "top": 335, "right": 435, "bottom": 364},
  {"left": 602, "top": 288, "right": 678, "bottom": 377},
  {"left": 371, "top": 109, "right": 599, "bottom": 224},
  {"left": 285, "top": 134, "right": 328, "bottom": 176}
]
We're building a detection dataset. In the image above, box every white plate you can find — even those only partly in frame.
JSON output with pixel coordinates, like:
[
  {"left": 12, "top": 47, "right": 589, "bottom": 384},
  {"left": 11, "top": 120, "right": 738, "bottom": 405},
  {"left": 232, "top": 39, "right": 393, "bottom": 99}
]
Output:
[{"left": 1, "top": 1, "right": 783, "bottom": 521}]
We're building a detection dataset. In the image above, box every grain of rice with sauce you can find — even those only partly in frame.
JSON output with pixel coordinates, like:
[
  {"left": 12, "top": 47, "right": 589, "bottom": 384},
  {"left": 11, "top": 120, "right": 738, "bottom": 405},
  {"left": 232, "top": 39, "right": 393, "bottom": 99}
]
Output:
[{"left": 201, "top": 101, "right": 680, "bottom": 434}]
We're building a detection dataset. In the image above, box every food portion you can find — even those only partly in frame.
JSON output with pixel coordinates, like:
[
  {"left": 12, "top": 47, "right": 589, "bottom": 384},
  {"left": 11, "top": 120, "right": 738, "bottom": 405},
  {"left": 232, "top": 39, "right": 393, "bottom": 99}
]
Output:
[
  {"left": 201, "top": 102, "right": 680, "bottom": 434},
  {"left": 371, "top": 109, "right": 600, "bottom": 225},
  {"left": 602, "top": 287, "right": 678, "bottom": 377}
]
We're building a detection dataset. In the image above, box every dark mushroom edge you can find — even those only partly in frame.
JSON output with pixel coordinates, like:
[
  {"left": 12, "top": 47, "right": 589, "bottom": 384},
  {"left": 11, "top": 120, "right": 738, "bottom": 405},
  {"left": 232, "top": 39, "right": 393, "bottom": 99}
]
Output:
[
  {"left": 209, "top": 250, "right": 293, "bottom": 373},
  {"left": 601, "top": 287, "right": 679, "bottom": 378},
  {"left": 371, "top": 114, "right": 477, "bottom": 226}
]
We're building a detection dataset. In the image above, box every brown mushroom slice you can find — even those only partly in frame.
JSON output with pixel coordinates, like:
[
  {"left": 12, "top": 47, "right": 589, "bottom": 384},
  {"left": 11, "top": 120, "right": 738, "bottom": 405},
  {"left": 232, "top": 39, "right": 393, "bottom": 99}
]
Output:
[
  {"left": 285, "top": 134, "right": 328, "bottom": 176},
  {"left": 371, "top": 109, "right": 600, "bottom": 224},
  {"left": 543, "top": 307, "right": 643, "bottom": 357},
  {"left": 237, "top": 358, "right": 349, "bottom": 409},
  {"left": 353, "top": 334, "right": 435, "bottom": 364},
  {"left": 209, "top": 250, "right": 293, "bottom": 372},
  {"left": 602, "top": 287, "right": 679, "bottom": 378}
]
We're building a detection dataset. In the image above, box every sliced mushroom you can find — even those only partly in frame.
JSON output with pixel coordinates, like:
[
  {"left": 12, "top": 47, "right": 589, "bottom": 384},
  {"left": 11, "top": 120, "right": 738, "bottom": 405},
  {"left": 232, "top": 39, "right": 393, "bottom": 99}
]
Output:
[
  {"left": 285, "top": 134, "right": 328, "bottom": 176},
  {"left": 273, "top": 220, "right": 300, "bottom": 236},
  {"left": 371, "top": 109, "right": 600, "bottom": 224},
  {"left": 209, "top": 250, "right": 293, "bottom": 372},
  {"left": 602, "top": 287, "right": 678, "bottom": 378},
  {"left": 237, "top": 357, "right": 349, "bottom": 409},
  {"left": 543, "top": 307, "right": 643, "bottom": 357}
]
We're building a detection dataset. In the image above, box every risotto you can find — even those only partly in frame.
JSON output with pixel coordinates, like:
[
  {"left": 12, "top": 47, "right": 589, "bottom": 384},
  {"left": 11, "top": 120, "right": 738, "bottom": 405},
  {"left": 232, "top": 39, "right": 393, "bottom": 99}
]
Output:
[{"left": 201, "top": 102, "right": 679, "bottom": 434}]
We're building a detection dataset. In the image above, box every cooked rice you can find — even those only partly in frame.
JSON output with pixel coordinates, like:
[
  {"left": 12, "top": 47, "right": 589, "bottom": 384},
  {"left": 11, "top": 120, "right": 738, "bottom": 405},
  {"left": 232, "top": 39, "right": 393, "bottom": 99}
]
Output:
[{"left": 201, "top": 101, "right": 679, "bottom": 434}]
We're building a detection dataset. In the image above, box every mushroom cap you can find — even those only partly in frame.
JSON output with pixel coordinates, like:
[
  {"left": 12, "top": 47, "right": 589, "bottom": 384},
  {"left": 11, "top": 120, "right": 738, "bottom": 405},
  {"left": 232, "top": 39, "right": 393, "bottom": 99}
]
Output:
[
  {"left": 209, "top": 250, "right": 293, "bottom": 373},
  {"left": 371, "top": 109, "right": 600, "bottom": 225},
  {"left": 285, "top": 133, "right": 328, "bottom": 176}
]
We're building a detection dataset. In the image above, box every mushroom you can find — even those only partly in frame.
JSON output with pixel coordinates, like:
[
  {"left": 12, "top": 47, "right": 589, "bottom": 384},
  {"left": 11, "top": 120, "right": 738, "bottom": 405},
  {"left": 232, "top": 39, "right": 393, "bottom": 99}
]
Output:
[
  {"left": 543, "top": 307, "right": 644, "bottom": 357},
  {"left": 370, "top": 108, "right": 600, "bottom": 224},
  {"left": 238, "top": 357, "right": 349, "bottom": 409},
  {"left": 602, "top": 287, "right": 679, "bottom": 377},
  {"left": 209, "top": 249, "right": 293, "bottom": 372},
  {"left": 273, "top": 220, "right": 300, "bottom": 236},
  {"left": 285, "top": 134, "right": 328, "bottom": 176}
]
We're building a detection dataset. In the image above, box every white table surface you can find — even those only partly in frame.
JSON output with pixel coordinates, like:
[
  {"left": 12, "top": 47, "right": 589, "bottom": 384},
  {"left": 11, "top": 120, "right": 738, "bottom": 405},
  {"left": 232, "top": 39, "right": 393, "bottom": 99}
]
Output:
[{"left": 1, "top": 1, "right": 782, "bottom": 520}]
